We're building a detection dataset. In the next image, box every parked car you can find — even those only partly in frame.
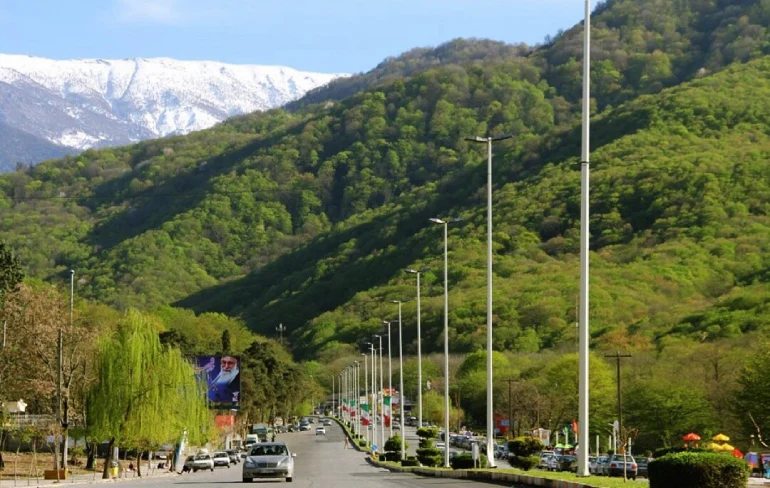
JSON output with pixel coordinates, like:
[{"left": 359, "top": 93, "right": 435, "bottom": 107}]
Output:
[
  {"left": 323, "top": 419, "right": 332, "bottom": 426},
  {"left": 242, "top": 442, "right": 296, "bottom": 483},
  {"left": 606, "top": 454, "right": 637, "bottom": 479},
  {"left": 546, "top": 455, "right": 560, "bottom": 471},
  {"left": 494, "top": 444, "right": 509, "bottom": 459},
  {"left": 226, "top": 450, "right": 240, "bottom": 464},
  {"left": 636, "top": 457, "right": 650, "bottom": 478},
  {"left": 594, "top": 455, "right": 609, "bottom": 475},
  {"left": 213, "top": 452, "right": 231, "bottom": 468},
  {"left": 316, "top": 426, "right": 326, "bottom": 435},
  {"left": 393, "top": 421, "right": 401, "bottom": 430},
  {"left": 555, "top": 455, "right": 577, "bottom": 472},
  {"left": 538, "top": 452, "right": 554, "bottom": 469},
  {"left": 587, "top": 455, "right": 599, "bottom": 474},
  {"left": 190, "top": 453, "right": 215, "bottom": 472}
]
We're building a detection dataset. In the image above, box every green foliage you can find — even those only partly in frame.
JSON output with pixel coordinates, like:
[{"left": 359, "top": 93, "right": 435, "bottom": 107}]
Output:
[
  {"left": 401, "top": 457, "right": 420, "bottom": 467},
  {"left": 0, "top": 240, "right": 22, "bottom": 306},
  {"left": 358, "top": 439, "right": 368, "bottom": 447},
  {"left": 507, "top": 436, "right": 544, "bottom": 457},
  {"left": 648, "top": 452, "right": 749, "bottom": 488},
  {"left": 508, "top": 454, "right": 540, "bottom": 471},
  {"left": 734, "top": 342, "right": 770, "bottom": 442},
  {"left": 416, "top": 427, "right": 439, "bottom": 440},
  {"left": 450, "top": 452, "right": 488, "bottom": 469},
  {"left": 384, "top": 435, "right": 406, "bottom": 453}
]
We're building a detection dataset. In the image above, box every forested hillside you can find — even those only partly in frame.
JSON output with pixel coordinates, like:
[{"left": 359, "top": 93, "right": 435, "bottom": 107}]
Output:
[{"left": 2, "top": 0, "right": 770, "bottom": 360}]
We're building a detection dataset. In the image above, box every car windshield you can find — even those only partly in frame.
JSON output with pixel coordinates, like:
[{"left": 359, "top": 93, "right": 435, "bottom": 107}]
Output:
[
  {"left": 251, "top": 445, "right": 288, "bottom": 456},
  {"left": 194, "top": 454, "right": 209, "bottom": 460},
  {"left": 562, "top": 456, "right": 576, "bottom": 461},
  {"left": 613, "top": 455, "right": 635, "bottom": 462},
  {"left": 214, "top": 452, "right": 227, "bottom": 457}
]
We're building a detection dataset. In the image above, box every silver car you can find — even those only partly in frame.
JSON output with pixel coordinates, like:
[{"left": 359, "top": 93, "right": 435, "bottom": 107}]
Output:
[{"left": 242, "top": 442, "right": 295, "bottom": 483}]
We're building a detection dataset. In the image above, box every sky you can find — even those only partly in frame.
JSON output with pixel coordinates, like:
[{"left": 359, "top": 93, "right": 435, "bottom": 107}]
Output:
[{"left": 0, "top": 0, "right": 586, "bottom": 74}]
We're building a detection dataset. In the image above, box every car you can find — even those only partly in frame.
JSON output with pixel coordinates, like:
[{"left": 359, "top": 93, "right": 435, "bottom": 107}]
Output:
[
  {"left": 588, "top": 455, "right": 599, "bottom": 474},
  {"left": 213, "top": 451, "right": 231, "bottom": 467},
  {"left": 494, "top": 444, "right": 509, "bottom": 459},
  {"left": 299, "top": 422, "right": 311, "bottom": 431},
  {"left": 393, "top": 421, "right": 401, "bottom": 430},
  {"left": 323, "top": 419, "right": 332, "bottom": 426},
  {"left": 190, "top": 453, "right": 215, "bottom": 472},
  {"left": 636, "top": 457, "right": 650, "bottom": 478},
  {"left": 555, "top": 454, "right": 577, "bottom": 472},
  {"left": 606, "top": 454, "right": 637, "bottom": 479},
  {"left": 242, "top": 442, "right": 296, "bottom": 483},
  {"left": 316, "top": 426, "right": 326, "bottom": 435},
  {"left": 226, "top": 450, "right": 240, "bottom": 464},
  {"left": 546, "top": 455, "right": 560, "bottom": 471},
  {"left": 595, "top": 455, "right": 610, "bottom": 475},
  {"left": 538, "top": 453, "right": 553, "bottom": 470}
]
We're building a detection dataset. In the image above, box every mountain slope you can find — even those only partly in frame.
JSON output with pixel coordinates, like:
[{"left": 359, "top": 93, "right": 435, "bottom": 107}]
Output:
[{"left": 0, "top": 54, "right": 345, "bottom": 169}]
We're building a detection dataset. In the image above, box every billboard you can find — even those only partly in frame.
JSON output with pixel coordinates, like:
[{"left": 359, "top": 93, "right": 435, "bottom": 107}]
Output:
[{"left": 195, "top": 355, "right": 241, "bottom": 407}]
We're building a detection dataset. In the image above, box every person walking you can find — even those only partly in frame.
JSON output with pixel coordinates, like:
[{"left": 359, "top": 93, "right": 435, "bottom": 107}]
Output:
[{"left": 344, "top": 436, "right": 349, "bottom": 449}]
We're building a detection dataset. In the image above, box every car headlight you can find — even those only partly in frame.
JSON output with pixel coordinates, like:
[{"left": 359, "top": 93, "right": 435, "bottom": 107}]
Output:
[
  {"left": 244, "top": 461, "right": 256, "bottom": 468},
  {"left": 277, "top": 458, "right": 291, "bottom": 467}
]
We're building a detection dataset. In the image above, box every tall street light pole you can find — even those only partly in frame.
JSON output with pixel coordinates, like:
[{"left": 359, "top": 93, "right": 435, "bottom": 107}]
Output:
[
  {"left": 276, "top": 323, "right": 286, "bottom": 344},
  {"left": 383, "top": 320, "right": 394, "bottom": 438},
  {"left": 466, "top": 134, "right": 511, "bottom": 468},
  {"left": 405, "top": 267, "right": 429, "bottom": 430},
  {"left": 577, "top": 0, "right": 592, "bottom": 477},
  {"left": 391, "top": 300, "right": 408, "bottom": 461},
  {"left": 362, "top": 353, "right": 369, "bottom": 445},
  {"left": 375, "top": 334, "right": 385, "bottom": 449},
  {"left": 367, "top": 342, "right": 377, "bottom": 449},
  {"left": 430, "top": 217, "right": 461, "bottom": 467},
  {"left": 356, "top": 361, "right": 361, "bottom": 436}
]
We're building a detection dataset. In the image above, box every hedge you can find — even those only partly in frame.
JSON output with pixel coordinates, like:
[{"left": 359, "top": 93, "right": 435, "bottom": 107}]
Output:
[
  {"left": 451, "top": 453, "right": 489, "bottom": 470},
  {"left": 648, "top": 452, "right": 749, "bottom": 488},
  {"left": 401, "top": 457, "right": 420, "bottom": 467},
  {"left": 509, "top": 454, "right": 540, "bottom": 471}
]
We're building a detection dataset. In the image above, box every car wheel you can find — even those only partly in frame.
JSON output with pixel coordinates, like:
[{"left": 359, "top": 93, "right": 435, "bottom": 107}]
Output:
[
  {"left": 210, "top": 468, "right": 214, "bottom": 472},
  {"left": 286, "top": 477, "right": 293, "bottom": 482},
  {"left": 193, "top": 468, "right": 198, "bottom": 473},
  {"left": 242, "top": 478, "right": 252, "bottom": 483}
]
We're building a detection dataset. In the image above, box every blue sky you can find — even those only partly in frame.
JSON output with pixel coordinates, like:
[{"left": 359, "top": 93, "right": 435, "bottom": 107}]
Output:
[{"left": 0, "top": 0, "right": 585, "bottom": 73}]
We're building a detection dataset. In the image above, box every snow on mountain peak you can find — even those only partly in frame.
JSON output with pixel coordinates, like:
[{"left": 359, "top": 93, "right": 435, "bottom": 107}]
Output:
[{"left": 0, "top": 53, "right": 346, "bottom": 155}]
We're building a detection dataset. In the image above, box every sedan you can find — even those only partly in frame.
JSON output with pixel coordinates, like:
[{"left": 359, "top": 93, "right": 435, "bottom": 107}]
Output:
[
  {"left": 213, "top": 452, "right": 231, "bottom": 468},
  {"left": 243, "top": 442, "right": 295, "bottom": 483},
  {"left": 316, "top": 426, "right": 326, "bottom": 435}
]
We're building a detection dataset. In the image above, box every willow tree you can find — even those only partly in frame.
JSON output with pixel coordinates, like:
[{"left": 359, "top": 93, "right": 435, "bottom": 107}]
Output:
[{"left": 87, "top": 310, "right": 211, "bottom": 478}]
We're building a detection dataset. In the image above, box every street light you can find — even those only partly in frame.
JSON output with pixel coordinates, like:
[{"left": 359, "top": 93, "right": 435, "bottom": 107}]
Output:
[
  {"left": 355, "top": 361, "right": 361, "bottom": 436},
  {"left": 374, "top": 334, "right": 385, "bottom": 449},
  {"left": 382, "top": 320, "right": 394, "bottom": 438},
  {"left": 465, "top": 133, "right": 511, "bottom": 468},
  {"left": 391, "top": 299, "right": 409, "bottom": 461},
  {"left": 362, "top": 352, "right": 369, "bottom": 445},
  {"left": 577, "top": 0, "right": 592, "bottom": 477},
  {"left": 405, "top": 267, "right": 429, "bottom": 430},
  {"left": 430, "top": 217, "right": 461, "bottom": 467},
  {"left": 365, "top": 342, "right": 377, "bottom": 449},
  {"left": 276, "top": 323, "right": 286, "bottom": 344}
]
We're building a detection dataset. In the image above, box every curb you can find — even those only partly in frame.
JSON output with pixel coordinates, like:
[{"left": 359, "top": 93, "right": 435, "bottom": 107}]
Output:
[
  {"left": 331, "top": 417, "right": 370, "bottom": 454},
  {"left": 365, "top": 456, "right": 607, "bottom": 488},
  {"left": 0, "top": 470, "right": 178, "bottom": 488}
]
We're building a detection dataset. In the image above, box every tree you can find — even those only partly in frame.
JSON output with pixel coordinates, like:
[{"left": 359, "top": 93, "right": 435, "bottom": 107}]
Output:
[
  {"left": 0, "top": 240, "right": 22, "bottom": 307},
  {"left": 87, "top": 310, "right": 210, "bottom": 478},
  {"left": 734, "top": 342, "right": 770, "bottom": 447},
  {"left": 221, "top": 329, "right": 232, "bottom": 354}
]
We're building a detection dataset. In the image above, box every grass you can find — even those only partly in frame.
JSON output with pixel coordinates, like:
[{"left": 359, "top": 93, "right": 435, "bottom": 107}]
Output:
[{"left": 496, "top": 468, "right": 649, "bottom": 488}]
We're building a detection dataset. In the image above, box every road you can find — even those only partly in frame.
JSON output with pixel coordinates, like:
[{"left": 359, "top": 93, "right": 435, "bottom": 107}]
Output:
[{"left": 79, "top": 422, "right": 498, "bottom": 488}]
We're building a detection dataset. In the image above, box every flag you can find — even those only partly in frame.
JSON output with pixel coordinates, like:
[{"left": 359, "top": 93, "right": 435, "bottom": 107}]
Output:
[
  {"left": 361, "top": 404, "right": 371, "bottom": 426},
  {"left": 571, "top": 419, "right": 579, "bottom": 434},
  {"left": 382, "top": 396, "right": 392, "bottom": 427}
]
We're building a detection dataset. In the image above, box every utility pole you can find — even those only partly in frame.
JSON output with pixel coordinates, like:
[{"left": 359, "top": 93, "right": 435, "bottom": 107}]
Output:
[
  {"left": 276, "top": 323, "right": 286, "bottom": 344},
  {"left": 605, "top": 352, "right": 632, "bottom": 451}
]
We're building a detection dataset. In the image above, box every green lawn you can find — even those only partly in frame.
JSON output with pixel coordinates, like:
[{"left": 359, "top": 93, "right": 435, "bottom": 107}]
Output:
[{"left": 496, "top": 468, "right": 649, "bottom": 488}]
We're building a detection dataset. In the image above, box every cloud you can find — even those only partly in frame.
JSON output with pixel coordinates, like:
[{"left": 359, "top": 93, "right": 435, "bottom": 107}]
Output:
[{"left": 115, "top": 0, "right": 182, "bottom": 23}]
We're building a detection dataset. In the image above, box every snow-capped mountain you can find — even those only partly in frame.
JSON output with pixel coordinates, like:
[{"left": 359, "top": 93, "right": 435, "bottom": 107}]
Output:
[{"left": 0, "top": 53, "right": 346, "bottom": 171}]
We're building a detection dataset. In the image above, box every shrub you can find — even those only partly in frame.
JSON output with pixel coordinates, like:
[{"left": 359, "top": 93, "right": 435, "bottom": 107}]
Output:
[
  {"left": 653, "top": 447, "right": 709, "bottom": 458},
  {"left": 381, "top": 452, "right": 400, "bottom": 462},
  {"left": 451, "top": 453, "right": 488, "bottom": 470},
  {"left": 507, "top": 436, "right": 544, "bottom": 457},
  {"left": 648, "top": 452, "right": 749, "bottom": 488},
  {"left": 401, "top": 457, "right": 420, "bottom": 467},
  {"left": 358, "top": 439, "right": 368, "bottom": 447},
  {"left": 384, "top": 435, "right": 408, "bottom": 453},
  {"left": 416, "top": 447, "right": 442, "bottom": 467},
  {"left": 416, "top": 427, "right": 439, "bottom": 440},
  {"left": 508, "top": 454, "right": 540, "bottom": 471}
]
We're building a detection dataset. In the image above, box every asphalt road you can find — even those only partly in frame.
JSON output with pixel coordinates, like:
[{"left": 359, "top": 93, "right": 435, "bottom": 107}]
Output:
[{"left": 100, "top": 422, "right": 500, "bottom": 488}]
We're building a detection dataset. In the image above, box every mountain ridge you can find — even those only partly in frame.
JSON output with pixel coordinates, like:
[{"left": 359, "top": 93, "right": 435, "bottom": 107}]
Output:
[{"left": 0, "top": 53, "right": 346, "bottom": 171}]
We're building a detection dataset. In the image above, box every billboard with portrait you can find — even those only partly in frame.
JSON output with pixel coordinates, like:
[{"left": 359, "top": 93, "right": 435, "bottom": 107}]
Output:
[{"left": 195, "top": 355, "right": 241, "bottom": 407}]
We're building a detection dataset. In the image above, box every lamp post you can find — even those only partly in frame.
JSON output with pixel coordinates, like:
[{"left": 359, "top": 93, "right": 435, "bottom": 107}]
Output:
[
  {"left": 391, "top": 299, "right": 408, "bottom": 461},
  {"left": 375, "top": 334, "right": 385, "bottom": 449},
  {"left": 356, "top": 361, "right": 361, "bottom": 436},
  {"left": 366, "top": 342, "right": 377, "bottom": 449},
  {"left": 466, "top": 134, "right": 511, "bottom": 468},
  {"left": 405, "top": 267, "right": 429, "bottom": 430},
  {"left": 430, "top": 217, "right": 461, "bottom": 467},
  {"left": 362, "top": 353, "right": 369, "bottom": 445},
  {"left": 382, "top": 320, "right": 394, "bottom": 438},
  {"left": 577, "top": 0, "right": 592, "bottom": 477},
  {"left": 276, "top": 323, "right": 286, "bottom": 344}
]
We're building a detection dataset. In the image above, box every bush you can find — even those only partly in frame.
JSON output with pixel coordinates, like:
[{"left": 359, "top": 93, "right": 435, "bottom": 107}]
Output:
[
  {"left": 401, "top": 457, "right": 420, "bottom": 467},
  {"left": 648, "top": 452, "right": 749, "bottom": 488},
  {"left": 416, "top": 447, "right": 442, "bottom": 467},
  {"left": 507, "top": 436, "right": 544, "bottom": 457},
  {"left": 653, "top": 447, "right": 709, "bottom": 458},
  {"left": 381, "top": 452, "right": 400, "bottom": 462},
  {"left": 508, "top": 454, "right": 540, "bottom": 471},
  {"left": 358, "top": 439, "right": 368, "bottom": 447},
  {"left": 416, "top": 427, "right": 439, "bottom": 440},
  {"left": 384, "top": 435, "right": 408, "bottom": 453},
  {"left": 451, "top": 453, "right": 488, "bottom": 470}
]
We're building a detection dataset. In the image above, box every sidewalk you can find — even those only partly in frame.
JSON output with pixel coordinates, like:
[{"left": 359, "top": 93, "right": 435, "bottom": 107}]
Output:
[{"left": 0, "top": 468, "right": 177, "bottom": 488}]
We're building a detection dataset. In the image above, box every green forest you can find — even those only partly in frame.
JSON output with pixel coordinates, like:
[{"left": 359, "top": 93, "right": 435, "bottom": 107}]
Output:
[{"left": 2, "top": 0, "right": 770, "bottom": 450}]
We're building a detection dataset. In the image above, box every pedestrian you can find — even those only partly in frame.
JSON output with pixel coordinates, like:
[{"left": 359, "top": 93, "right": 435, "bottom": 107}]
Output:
[{"left": 344, "top": 436, "right": 349, "bottom": 449}]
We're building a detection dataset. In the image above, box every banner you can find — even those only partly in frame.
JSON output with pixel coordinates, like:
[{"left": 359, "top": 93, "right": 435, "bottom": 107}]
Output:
[
  {"left": 383, "top": 396, "right": 392, "bottom": 427},
  {"left": 195, "top": 355, "right": 240, "bottom": 407},
  {"left": 361, "top": 404, "right": 370, "bottom": 426}
]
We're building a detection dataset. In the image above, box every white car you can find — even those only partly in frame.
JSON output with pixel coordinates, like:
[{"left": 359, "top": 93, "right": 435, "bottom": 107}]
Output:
[
  {"left": 213, "top": 452, "right": 231, "bottom": 467},
  {"left": 316, "top": 426, "right": 326, "bottom": 435},
  {"left": 243, "top": 442, "right": 295, "bottom": 483},
  {"left": 189, "top": 453, "right": 214, "bottom": 472}
]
